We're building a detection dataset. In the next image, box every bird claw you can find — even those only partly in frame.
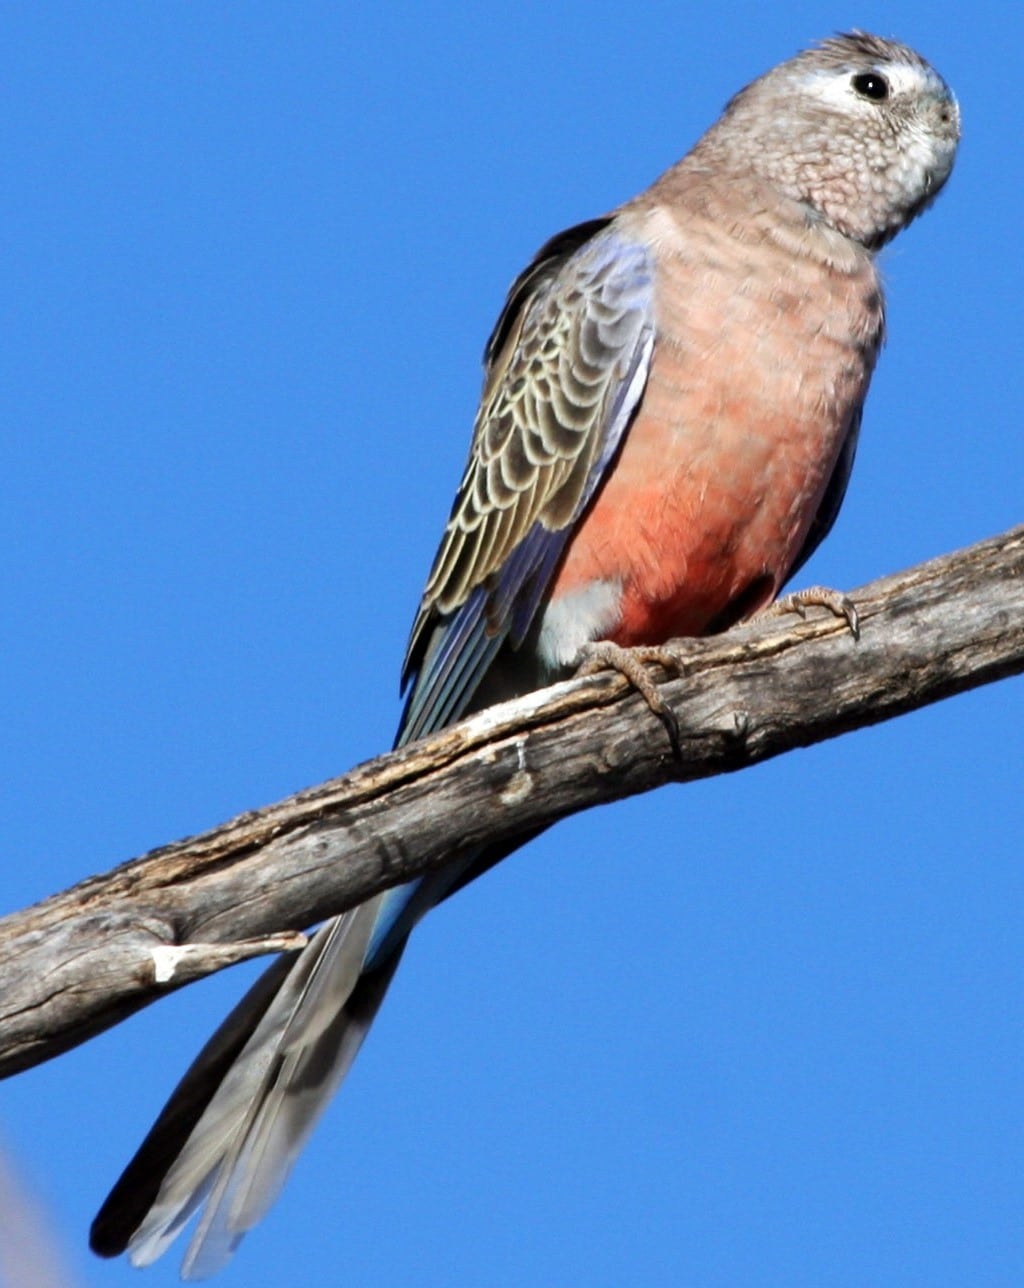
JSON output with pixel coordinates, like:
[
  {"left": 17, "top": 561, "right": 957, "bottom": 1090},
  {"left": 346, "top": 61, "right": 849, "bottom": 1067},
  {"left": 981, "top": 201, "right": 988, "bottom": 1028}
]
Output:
[
  {"left": 759, "top": 585, "right": 860, "bottom": 639},
  {"left": 575, "top": 641, "right": 685, "bottom": 757}
]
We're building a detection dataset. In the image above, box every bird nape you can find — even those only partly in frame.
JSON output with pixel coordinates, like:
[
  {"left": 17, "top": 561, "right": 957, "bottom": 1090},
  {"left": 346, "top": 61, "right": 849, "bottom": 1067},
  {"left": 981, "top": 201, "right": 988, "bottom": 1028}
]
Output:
[{"left": 90, "top": 30, "right": 959, "bottom": 1279}]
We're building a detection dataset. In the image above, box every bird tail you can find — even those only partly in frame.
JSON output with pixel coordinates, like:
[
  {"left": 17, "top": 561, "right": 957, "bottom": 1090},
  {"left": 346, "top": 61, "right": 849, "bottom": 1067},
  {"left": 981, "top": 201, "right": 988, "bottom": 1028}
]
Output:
[{"left": 90, "top": 896, "right": 402, "bottom": 1280}]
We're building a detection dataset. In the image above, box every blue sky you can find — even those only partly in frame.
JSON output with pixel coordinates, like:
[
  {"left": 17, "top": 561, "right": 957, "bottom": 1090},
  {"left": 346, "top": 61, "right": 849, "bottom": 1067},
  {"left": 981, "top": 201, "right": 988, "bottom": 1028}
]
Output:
[{"left": 2, "top": 4, "right": 1022, "bottom": 1286}]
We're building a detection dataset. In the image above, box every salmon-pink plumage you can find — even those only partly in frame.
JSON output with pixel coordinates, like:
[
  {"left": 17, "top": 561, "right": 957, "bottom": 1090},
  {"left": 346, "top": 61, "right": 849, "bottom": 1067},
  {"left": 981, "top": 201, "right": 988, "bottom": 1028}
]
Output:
[{"left": 91, "top": 33, "right": 959, "bottom": 1279}]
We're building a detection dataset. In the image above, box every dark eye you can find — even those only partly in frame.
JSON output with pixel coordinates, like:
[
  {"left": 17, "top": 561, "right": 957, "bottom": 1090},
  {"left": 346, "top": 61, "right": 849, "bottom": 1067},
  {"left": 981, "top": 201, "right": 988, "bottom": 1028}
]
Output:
[{"left": 851, "top": 71, "right": 889, "bottom": 101}]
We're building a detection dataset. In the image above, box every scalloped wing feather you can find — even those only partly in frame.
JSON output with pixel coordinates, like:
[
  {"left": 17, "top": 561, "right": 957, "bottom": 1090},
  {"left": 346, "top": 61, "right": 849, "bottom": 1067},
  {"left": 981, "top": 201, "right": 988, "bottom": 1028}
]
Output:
[{"left": 398, "top": 221, "right": 656, "bottom": 744}]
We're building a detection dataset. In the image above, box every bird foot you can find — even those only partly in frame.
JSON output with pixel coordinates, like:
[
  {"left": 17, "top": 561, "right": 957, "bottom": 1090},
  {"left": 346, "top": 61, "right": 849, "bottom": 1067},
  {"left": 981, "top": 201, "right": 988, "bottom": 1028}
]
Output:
[
  {"left": 575, "top": 640, "right": 687, "bottom": 756},
  {"left": 758, "top": 585, "right": 860, "bottom": 639}
]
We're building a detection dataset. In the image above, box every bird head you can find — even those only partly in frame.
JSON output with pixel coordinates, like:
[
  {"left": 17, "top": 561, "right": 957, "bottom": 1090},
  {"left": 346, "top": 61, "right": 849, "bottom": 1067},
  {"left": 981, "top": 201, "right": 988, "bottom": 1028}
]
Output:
[{"left": 708, "top": 31, "right": 960, "bottom": 249}]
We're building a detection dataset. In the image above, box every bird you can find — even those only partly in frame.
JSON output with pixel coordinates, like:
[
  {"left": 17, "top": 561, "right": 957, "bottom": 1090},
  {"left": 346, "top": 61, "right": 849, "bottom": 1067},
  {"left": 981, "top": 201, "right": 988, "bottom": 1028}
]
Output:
[{"left": 90, "top": 31, "right": 959, "bottom": 1278}]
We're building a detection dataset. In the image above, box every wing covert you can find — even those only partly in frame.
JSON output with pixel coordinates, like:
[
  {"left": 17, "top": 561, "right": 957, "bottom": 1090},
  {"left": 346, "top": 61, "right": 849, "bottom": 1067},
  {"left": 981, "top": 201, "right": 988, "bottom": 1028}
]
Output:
[{"left": 398, "top": 220, "right": 656, "bottom": 743}]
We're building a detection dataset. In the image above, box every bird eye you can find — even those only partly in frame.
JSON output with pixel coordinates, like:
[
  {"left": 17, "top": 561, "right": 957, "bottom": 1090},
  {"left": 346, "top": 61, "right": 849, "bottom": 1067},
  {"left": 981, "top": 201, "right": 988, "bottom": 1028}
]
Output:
[{"left": 851, "top": 71, "right": 889, "bottom": 101}]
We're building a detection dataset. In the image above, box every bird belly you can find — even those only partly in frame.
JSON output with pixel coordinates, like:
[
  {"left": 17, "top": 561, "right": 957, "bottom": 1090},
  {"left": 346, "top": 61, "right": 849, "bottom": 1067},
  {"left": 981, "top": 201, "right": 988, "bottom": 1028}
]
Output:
[
  {"left": 548, "top": 345, "right": 863, "bottom": 646},
  {"left": 544, "top": 211, "right": 880, "bottom": 650}
]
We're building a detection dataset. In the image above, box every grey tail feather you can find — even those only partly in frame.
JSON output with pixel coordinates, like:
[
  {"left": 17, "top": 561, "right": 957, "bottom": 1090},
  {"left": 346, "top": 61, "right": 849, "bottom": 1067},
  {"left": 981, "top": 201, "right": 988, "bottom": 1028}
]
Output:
[
  {"left": 89, "top": 950, "right": 295, "bottom": 1259},
  {"left": 90, "top": 918, "right": 404, "bottom": 1267}
]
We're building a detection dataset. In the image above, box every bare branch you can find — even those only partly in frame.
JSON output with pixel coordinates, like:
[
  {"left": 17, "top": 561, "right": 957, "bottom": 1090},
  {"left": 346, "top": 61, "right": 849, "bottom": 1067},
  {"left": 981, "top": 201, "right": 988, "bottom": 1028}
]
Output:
[{"left": 1, "top": 525, "right": 1022, "bottom": 1080}]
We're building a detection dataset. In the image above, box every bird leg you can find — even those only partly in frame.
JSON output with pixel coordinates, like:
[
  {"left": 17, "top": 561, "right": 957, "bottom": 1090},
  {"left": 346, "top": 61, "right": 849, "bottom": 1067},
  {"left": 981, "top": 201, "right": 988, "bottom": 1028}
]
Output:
[
  {"left": 757, "top": 585, "right": 860, "bottom": 638},
  {"left": 575, "top": 640, "right": 685, "bottom": 756},
  {"left": 576, "top": 585, "right": 858, "bottom": 757}
]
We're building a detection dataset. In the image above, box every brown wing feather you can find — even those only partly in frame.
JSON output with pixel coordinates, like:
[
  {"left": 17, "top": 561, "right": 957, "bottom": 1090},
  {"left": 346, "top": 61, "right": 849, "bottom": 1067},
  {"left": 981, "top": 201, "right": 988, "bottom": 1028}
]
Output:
[{"left": 404, "top": 220, "right": 654, "bottom": 672}]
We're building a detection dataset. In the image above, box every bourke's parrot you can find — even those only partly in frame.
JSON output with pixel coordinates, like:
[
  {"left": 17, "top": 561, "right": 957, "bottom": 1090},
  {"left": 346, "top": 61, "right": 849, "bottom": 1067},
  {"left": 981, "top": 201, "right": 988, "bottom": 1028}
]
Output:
[{"left": 91, "top": 31, "right": 959, "bottom": 1277}]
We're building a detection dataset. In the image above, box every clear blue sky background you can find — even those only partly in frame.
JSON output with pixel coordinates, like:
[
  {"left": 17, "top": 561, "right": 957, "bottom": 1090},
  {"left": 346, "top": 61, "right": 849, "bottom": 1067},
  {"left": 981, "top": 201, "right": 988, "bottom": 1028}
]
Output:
[{"left": 2, "top": 4, "right": 1021, "bottom": 1286}]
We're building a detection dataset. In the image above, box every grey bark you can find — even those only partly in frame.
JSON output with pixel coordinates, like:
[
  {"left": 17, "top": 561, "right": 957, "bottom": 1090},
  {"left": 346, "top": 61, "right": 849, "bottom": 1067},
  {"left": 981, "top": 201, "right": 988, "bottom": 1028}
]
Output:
[{"left": 1, "top": 525, "right": 1022, "bottom": 1080}]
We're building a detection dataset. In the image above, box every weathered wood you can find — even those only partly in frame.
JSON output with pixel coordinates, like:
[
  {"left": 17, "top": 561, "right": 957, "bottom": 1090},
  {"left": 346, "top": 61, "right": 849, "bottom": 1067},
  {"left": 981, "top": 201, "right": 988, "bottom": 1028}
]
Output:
[{"left": 1, "top": 525, "right": 1022, "bottom": 1079}]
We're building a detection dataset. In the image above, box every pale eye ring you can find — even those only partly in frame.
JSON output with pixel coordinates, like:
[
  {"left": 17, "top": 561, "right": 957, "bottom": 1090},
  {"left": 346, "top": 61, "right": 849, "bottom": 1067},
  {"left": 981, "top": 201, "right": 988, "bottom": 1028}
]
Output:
[{"left": 851, "top": 71, "right": 890, "bottom": 101}]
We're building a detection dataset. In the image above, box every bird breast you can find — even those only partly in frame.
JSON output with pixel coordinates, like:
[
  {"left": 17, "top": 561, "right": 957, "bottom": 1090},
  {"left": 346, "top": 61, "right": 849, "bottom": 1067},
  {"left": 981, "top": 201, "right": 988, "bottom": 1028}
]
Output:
[{"left": 545, "top": 198, "right": 884, "bottom": 651}]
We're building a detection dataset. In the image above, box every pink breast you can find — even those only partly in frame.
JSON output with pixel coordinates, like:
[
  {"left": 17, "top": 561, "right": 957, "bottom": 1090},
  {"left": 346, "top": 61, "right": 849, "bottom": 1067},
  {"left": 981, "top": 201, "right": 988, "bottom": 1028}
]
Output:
[{"left": 549, "top": 327, "right": 860, "bottom": 644}]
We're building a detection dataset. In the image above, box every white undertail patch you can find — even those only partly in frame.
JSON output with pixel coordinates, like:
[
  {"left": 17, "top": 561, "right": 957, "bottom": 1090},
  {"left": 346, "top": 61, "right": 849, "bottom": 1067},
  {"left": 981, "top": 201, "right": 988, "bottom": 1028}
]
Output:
[{"left": 536, "top": 578, "right": 624, "bottom": 670}]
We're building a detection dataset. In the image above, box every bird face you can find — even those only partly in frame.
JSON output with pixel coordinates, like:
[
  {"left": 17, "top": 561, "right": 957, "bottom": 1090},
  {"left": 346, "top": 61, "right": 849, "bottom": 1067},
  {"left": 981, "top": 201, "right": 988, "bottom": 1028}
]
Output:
[
  {"left": 716, "top": 32, "right": 961, "bottom": 250},
  {"left": 794, "top": 40, "right": 960, "bottom": 245}
]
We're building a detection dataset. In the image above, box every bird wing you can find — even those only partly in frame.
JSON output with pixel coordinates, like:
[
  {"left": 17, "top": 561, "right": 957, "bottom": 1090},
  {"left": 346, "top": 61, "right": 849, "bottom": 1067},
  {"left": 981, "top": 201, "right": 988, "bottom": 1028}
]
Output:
[
  {"left": 783, "top": 404, "right": 863, "bottom": 585},
  {"left": 398, "top": 217, "right": 656, "bottom": 743}
]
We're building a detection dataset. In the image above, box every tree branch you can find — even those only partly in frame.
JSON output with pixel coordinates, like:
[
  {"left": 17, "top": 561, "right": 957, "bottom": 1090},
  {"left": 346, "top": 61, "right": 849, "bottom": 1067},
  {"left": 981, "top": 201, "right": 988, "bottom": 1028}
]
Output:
[{"left": 2, "top": 525, "right": 1023, "bottom": 1080}]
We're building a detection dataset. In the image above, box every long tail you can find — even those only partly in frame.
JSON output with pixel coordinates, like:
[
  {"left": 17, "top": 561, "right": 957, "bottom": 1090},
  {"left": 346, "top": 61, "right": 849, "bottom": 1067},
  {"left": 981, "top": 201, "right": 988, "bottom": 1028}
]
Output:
[
  {"left": 91, "top": 886, "right": 418, "bottom": 1279},
  {"left": 89, "top": 822, "right": 528, "bottom": 1279}
]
